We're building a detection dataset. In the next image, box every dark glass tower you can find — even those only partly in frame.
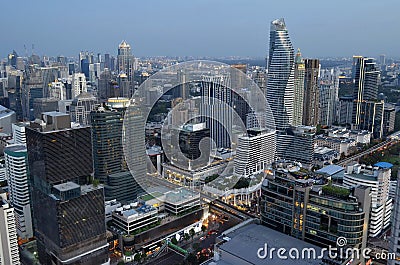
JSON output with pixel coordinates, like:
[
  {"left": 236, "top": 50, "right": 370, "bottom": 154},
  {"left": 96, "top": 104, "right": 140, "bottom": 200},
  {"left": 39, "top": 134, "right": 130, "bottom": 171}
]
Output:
[
  {"left": 90, "top": 105, "right": 141, "bottom": 202},
  {"left": 26, "top": 112, "right": 109, "bottom": 265},
  {"left": 302, "top": 59, "right": 320, "bottom": 126}
]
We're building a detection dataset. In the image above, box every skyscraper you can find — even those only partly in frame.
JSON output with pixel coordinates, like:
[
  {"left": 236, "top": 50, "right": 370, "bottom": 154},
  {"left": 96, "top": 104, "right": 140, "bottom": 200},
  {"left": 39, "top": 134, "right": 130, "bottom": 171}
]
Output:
[
  {"left": 71, "top": 73, "right": 87, "bottom": 98},
  {"left": 4, "top": 144, "right": 33, "bottom": 239},
  {"left": 352, "top": 56, "right": 381, "bottom": 136},
  {"left": 293, "top": 49, "right": 305, "bottom": 126},
  {"left": 266, "top": 18, "right": 295, "bottom": 131},
  {"left": 200, "top": 74, "right": 233, "bottom": 148},
  {"left": 117, "top": 40, "right": 134, "bottom": 82},
  {"left": 319, "top": 68, "right": 339, "bottom": 126},
  {"left": 302, "top": 59, "right": 320, "bottom": 126},
  {"left": 91, "top": 101, "right": 141, "bottom": 203},
  {"left": 0, "top": 190, "right": 20, "bottom": 265},
  {"left": 26, "top": 112, "right": 109, "bottom": 265},
  {"left": 234, "top": 128, "right": 275, "bottom": 177}
]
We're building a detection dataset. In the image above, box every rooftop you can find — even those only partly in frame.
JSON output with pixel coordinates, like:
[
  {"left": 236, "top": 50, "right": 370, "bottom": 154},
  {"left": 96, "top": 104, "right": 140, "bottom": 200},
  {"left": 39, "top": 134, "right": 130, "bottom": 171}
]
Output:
[
  {"left": 53, "top": 181, "right": 80, "bottom": 192},
  {"left": 215, "top": 223, "right": 322, "bottom": 265},
  {"left": 316, "top": 165, "right": 344, "bottom": 176},
  {"left": 374, "top": 162, "right": 393, "bottom": 169},
  {"left": 165, "top": 188, "right": 199, "bottom": 204}
]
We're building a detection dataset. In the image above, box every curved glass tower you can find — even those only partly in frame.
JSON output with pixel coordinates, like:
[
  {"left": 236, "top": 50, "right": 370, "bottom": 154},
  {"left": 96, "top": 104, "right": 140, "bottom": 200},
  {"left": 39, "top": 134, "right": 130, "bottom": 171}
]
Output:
[{"left": 266, "top": 18, "right": 295, "bottom": 131}]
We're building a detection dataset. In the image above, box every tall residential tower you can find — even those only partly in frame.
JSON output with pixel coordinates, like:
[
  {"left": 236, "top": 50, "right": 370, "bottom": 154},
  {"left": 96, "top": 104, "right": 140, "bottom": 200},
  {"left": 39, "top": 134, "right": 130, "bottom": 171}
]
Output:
[{"left": 266, "top": 18, "right": 295, "bottom": 131}]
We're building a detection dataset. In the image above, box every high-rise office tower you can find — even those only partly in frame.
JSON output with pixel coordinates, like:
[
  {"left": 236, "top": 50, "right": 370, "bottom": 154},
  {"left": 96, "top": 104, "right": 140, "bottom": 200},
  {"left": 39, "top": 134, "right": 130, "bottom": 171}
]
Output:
[
  {"left": 293, "top": 49, "right": 305, "bottom": 126},
  {"left": 91, "top": 100, "right": 141, "bottom": 202},
  {"left": 0, "top": 190, "right": 20, "bottom": 265},
  {"left": 200, "top": 74, "right": 233, "bottom": 148},
  {"left": 266, "top": 18, "right": 295, "bottom": 131},
  {"left": 5, "top": 144, "right": 33, "bottom": 239},
  {"left": 234, "top": 128, "right": 275, "bottom": 177},
  {"left": 352, "top": 56, "right": 381, "bottom": 136},
  {"left": 383, "top": 103, "right": 396, "bottom": 136},
  {"left": 319, "top": 68, "right": 339, "bottom": 126},
  {"left": 71, "top": 73, "right": 87, "bottom": 98},
  {"left": 338, "top": 96, "right": 354, "bottom": 125},
  {"left": 26, "top": 112, "right": 109, "bottom": 265},
  {"left": 91, "top": 105, "right": 127, "bottom": 182},
  {"left": 117, "top": 41, "right": 134, "bottom": 82},
  {"left": 104, "top": 54, "right": 110, "bottom": 69},
  {"left": 352, "top": 56, "right": 379, "bottom": 101},
  {"left": 353, "top": 100, "right": 384, "bottom": 139},
  {"left": 302, "top": 59, "right": 320, "bottom": 126}
]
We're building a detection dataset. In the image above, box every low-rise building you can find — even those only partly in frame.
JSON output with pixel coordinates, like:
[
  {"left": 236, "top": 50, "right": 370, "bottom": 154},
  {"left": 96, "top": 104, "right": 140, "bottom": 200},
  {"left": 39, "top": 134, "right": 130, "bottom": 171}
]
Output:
[
  {"left": 315, "top": 135, "right": 356, "bottom": 156},
  {"left": 112, "top": 203, "right": 158, "bottom": 235},
  {"left": 313, "top": 146, "right": 340, "bottom": 167}
]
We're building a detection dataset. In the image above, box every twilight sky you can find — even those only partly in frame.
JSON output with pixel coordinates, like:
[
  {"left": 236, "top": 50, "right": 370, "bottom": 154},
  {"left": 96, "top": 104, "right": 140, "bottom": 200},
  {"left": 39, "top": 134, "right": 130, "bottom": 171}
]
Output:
[{"left": 0, "top": 0, "right": 398, "bottom": 59}]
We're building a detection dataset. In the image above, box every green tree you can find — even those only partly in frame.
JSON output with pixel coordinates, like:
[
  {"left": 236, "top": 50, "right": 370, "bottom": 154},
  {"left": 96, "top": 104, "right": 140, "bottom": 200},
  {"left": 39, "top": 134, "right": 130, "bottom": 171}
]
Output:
[
  {"left": 189, "top": 228, "right": 195, "bottom": 241},
  {"left": 184, "top": 233, "right": 190, "bottom": 241},
  {"left": 134, "top": 253, "right": 141, "bottom": 262},
  {"left": 171, "top": 237, "right": 178, "bottom": 245}
]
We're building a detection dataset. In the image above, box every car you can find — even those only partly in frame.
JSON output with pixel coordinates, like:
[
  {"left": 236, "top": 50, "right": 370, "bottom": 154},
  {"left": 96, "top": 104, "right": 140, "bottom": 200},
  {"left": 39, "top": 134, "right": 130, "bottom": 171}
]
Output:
[{"left": 200, "top": 236, "right": 206, "bottom": 241}]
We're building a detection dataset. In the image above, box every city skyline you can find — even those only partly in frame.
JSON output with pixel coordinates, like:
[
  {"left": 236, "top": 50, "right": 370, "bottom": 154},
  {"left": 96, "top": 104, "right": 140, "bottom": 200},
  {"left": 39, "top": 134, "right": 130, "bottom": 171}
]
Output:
[{"left": 1, "top": 0, "right": 399, "bottom": 58}]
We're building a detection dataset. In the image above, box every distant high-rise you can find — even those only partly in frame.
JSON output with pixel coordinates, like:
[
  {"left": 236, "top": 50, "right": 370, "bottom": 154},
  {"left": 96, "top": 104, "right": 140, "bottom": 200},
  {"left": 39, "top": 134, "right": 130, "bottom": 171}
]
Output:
[
  {"left": 352, "top": 56, "right": 382, "bottom": 137},
  {"left": 352, "top": 56, "right": 379, "bottom": 102},
  {"left": 117, "top": 40, "right": 134, "bottom": 82},
  {"left": 302, "top": 59, "right": 320, "bottom": 126},
  {"left": 319, "top": 68, "right": 339, "bottom": 126},
  {"left": 4, "top": 144, "right": 33, "bottom": 239},
  {"left": 266, "top": 18, "right": 295, "bottom": 131},
  {"left": 70, "top": 92, "right": 98, "bottom": 125},
  {"left": 71, "top": 73, "right": 87, "bottom": 98},
  {"left": 293, "top": 49, "right": 305, "bottom": 126},
  {"left": 0, "top": 190, "right": 20, "bottom": 265}
]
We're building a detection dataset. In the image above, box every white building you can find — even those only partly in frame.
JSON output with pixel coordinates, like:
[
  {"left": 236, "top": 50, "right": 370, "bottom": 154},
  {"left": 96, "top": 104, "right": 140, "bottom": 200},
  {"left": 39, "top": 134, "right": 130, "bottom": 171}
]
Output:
[
  {"left": 11, "top": 122, "right": 29, "bottom": 145},
  {"left": 343, "top": 163, "right": 393, "bottom": 237},
  {"left": 388, "top": 175, "right": 400, "bottom": 265},
  {"left": 0, "top": 190, "right": 20, "bottom": 265},
  {"left": 319, "top": 68, "right": 339, "bottom": 126},
  {"left": 48, "top": 80, "right": 66, "bottom": 100},
  {"left": 71, "top": 73, "right": 87, "bottom": 98},
  {"left": 112, "top": 203, "right": 158, "bottom": 235},
  {"left": 4, "top": 144, "right": 33, "bottom": 239},
  {"left": 234, "top": 129, "right": 275, "bottom": 177}
]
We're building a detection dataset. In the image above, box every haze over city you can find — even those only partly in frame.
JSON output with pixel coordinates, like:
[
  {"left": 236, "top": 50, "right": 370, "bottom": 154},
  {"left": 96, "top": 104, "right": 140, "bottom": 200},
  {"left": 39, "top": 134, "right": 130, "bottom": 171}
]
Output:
[{"left": 1, "top": 0, "right": 399, "bottom": 58}]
